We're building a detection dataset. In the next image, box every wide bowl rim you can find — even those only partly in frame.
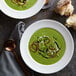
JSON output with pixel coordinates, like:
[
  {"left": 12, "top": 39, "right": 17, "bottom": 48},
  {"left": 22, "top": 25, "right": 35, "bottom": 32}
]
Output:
[
  {"left": 20, "top": 19, "right": 74, "bottom": 74},
  {"left": 0, "top": 0, "right": 45, "bottom": 19}
]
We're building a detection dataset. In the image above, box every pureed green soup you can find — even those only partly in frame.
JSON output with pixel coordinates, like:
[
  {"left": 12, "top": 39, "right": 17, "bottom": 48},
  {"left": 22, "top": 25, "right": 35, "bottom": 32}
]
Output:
[
  {"left": 29, "top": 28, "right": 66, "bottom": 65},
  {"left": 5, "top": 0, "right": 37, "bottom": 11}
]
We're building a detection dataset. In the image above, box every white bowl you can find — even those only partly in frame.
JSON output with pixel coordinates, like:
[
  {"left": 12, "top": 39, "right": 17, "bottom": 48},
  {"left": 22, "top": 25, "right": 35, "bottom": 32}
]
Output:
[
  {"left": 20, "top": 19, "right": 74, "bottom": 74},
  {"left": 0, "top": 0, "right": 45, "bottom": 19}
]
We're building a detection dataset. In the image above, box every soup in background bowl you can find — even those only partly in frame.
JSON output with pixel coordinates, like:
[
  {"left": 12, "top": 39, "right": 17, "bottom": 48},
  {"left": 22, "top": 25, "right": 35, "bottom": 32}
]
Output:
[{"left": 5, "top": 0, "right": 37, "bottom": 11}]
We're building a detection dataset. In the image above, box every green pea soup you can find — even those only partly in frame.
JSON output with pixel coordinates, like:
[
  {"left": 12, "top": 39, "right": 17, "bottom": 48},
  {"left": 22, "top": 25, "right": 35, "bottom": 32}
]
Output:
[
  {"left": 29, "top": 28, "right": 66, "bottom": 65},
  {"left": 5, "top": 0, "right": 37, "bottom": 11}
]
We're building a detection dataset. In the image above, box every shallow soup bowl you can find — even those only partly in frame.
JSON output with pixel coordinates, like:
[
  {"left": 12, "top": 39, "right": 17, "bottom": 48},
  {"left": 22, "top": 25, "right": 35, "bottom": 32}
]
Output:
[
  {"left": 20, "top": 19, "right": 74, "bottom": 74},
  {"left": 0, "top": 0, "right": 45, "bottom": 19}
]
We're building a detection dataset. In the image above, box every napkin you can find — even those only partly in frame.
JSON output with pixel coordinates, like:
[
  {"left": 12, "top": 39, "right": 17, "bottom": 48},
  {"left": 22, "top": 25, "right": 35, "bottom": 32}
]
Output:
[
  {"left": 0, "top": 21, "right": 33, "bottom": 76},
  {"left": 42, "top": 0, "right": 59, "bottom": 10},
  {"left": 42, "top": 0, "right": 54, "bottom": 9}
]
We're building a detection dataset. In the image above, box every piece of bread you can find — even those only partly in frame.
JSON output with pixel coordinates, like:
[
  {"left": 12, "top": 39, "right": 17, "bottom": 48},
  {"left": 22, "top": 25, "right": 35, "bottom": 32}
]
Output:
[
  {"left": 66, "top": 14, "right": 76, "bottom": 29},
  {"left": 55, "top": 0, "right": 74, "bottom": 16},
  {"left": 44, "top": 0, "right": 48, "bottom": 5}
]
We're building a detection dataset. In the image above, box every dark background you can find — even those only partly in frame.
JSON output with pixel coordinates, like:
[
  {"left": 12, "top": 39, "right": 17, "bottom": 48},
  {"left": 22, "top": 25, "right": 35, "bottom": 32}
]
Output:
[{"left": 0, "top": 0, "right": 76, "bottom": 76}]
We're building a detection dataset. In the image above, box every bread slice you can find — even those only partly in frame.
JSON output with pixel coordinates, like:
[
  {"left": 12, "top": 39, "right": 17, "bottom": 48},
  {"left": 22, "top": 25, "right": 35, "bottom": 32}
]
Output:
[
  {"left": 55, "top": 0, "right": 74, "bottom": 16},
  {"left": 44, "top": 0, "right": 48, "bottom": 5},
  {"left": 66, "top": 14, "right": 76, "bottom": 29}
]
